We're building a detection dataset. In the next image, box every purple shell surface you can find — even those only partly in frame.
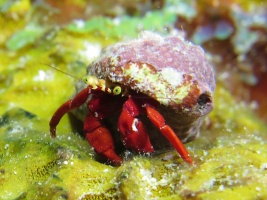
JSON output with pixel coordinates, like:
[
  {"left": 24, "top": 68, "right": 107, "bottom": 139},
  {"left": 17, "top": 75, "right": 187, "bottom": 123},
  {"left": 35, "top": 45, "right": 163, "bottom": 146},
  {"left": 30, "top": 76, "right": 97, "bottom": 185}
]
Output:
[{"left": 86, "top": 31, "right": 216, "bottom": 143}]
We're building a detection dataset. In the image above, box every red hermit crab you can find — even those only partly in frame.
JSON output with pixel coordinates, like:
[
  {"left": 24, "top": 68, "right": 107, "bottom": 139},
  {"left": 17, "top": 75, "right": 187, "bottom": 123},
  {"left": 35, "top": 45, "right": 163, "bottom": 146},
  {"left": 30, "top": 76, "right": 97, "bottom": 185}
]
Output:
[{"left": 49, "top": 31, "right": 216, "bottom": 165}]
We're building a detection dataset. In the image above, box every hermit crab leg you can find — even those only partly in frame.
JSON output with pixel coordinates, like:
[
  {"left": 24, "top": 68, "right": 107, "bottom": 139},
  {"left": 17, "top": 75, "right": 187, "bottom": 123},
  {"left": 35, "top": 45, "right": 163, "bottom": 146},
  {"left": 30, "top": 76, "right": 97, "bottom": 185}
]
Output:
[
  {"left": 49, "top": 87, "right": 90, "bottom": 137},
  {"left": 49, "top": 75, "right": 119, "bottom": 137},
  {"left": 84, "top": 111, "right": 123, "bottom": 165},
  {"left": 49, "top": 77, "right": 123, "bottom": 165},
  {"left": 146, "top": 107, "right": 193, "bottom": 164},
  {"left": 118, "top": 97, "right": 154, "bottom": 153}
]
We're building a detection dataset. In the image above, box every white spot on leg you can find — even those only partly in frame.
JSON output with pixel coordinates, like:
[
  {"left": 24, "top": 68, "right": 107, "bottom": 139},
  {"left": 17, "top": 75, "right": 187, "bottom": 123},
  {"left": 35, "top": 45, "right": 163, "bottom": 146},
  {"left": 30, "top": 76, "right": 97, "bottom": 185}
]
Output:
[
  {"left": 94, "top": 112, "right": 98, "bottom": 118},
  {"left": 132, "top": 118, "right": 139, "bottom": 132},
  {"left": 161, "top": 68, "right": 183, "bottom": 87}
]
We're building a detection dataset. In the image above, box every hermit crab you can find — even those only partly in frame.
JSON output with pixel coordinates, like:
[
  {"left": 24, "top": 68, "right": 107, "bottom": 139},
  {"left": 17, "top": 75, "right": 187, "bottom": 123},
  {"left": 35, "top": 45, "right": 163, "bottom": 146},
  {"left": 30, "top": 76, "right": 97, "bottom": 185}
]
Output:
[{"left": 49, "top": 31, "right": 216, "bottom": 165}]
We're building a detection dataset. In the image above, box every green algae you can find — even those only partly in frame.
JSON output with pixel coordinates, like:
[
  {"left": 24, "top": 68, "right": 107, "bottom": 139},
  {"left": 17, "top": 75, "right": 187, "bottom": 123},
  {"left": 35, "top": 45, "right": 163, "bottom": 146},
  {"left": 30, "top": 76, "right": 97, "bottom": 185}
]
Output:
[
  {"left": 65, "top": 10, "right": 176, "bottom": 39},
  {"left": 6, "top": 24, "right": 45, "bottom": 51},
  {"left": 1, "top": 0, "right": 267, "bottom": 199}
]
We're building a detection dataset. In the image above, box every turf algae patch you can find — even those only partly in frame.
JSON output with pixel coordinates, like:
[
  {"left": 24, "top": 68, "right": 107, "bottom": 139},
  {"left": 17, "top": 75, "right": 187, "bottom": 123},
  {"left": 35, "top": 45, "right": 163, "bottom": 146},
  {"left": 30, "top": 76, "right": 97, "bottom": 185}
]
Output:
[
  {"left": 116, "top": 157, "right": 190, "bottom": 200},
  {"left": 62, "top": 160, "right": 118, "bottom": 200},
  {"left": 0, "top": 135, "right": 60, "bottom": 198},
  {"left": 0, "top": 109, "right": 60, "bottom": 198},
  {"left": 177, "top": 144, "right": 267, "bottom": 198},
  {"left": 0, "top": 108, "right": 118, "bottom": 199}
]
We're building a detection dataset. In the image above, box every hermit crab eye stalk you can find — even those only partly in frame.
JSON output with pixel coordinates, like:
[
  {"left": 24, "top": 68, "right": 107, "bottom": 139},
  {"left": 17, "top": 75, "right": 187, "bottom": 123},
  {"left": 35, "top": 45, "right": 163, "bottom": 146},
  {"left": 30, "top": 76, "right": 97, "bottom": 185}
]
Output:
[
  {"left": 82, "top": 75, "right": 106, "bottom": 89},
  {"left": 113, "top": 86, "right": 122, "bottom": 95},
  {"left": 82, "top": 76, "right": 88, "bottom": 83},
  {"left": 82, "top": 75, "right": 123, "bottom": 96},
  {"left": 82, "top": 75, "right": 102, "bottom": 86}
]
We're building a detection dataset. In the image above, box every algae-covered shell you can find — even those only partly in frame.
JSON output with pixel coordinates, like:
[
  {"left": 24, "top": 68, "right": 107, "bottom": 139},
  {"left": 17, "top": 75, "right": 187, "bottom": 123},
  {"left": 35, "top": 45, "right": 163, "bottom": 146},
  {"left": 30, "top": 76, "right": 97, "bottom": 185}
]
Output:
[
  {"left": 88, "top": 32, "right": 215, "bottom": 115},
  {"left": 87, "top": 31, "right": 216, "bottom": 143}
]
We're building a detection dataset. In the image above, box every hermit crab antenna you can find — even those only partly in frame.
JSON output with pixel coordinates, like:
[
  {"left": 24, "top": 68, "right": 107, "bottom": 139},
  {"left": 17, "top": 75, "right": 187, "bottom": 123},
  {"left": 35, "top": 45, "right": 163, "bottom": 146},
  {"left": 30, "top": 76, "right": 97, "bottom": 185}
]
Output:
[{"left": 42, "top": 64, "right": 80, "bottom": 80}]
